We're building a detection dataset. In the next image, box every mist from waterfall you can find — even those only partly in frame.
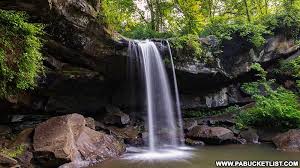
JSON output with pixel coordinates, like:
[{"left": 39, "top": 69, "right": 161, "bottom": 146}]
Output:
[{"left": 128, "top": 40, "right": 183, "bottom": 152}]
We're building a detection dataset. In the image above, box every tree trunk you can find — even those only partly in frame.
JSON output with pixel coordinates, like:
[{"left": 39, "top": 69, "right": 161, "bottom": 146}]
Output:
[{"left": 243, "top": 0, "right": 251, "bottom": 22}]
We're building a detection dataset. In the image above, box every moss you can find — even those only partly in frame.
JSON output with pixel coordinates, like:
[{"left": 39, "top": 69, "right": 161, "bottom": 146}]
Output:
[
  {"left": 0, "top": 10, "right": 44, "bottom": 97},
  {"left": 184, "top": 106, "right": 240, "bottom": 118},
  {"left": 0, "top": 144, "right": 26, "bottom": 158}
]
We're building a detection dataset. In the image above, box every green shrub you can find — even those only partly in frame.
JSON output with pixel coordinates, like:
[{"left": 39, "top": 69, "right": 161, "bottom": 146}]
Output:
[
  {"left": 184, "top": 106, "right": 240, "bottom": 118},
  {"left": 201, "top": 17, "right": 269, "bottom": 48},
  {"left": 236, "top": 87, "right": 300, "bottom": 129},
  {"left": 123, "top": 24, "right": 174, "bottom": 39},
  {"left": 0, "top": 10, "right": 44, "bottom": 97},
  {"left": 258, "top": 8, "right": 300, "bottom": 40},
  {"left": 237, "top": 63, "right": 300, "bottom": 130},
  {"left": 280, "top": 56, "right": 300, "bottom": 77},
  {"left": 169, "top": 34, "right": 204, "bottom": 59}
]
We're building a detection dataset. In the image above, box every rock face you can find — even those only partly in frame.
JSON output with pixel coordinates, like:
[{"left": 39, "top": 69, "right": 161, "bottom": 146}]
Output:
[
  {"left": 33, "top": 114, "right": 125, "bottom": 167},
  {"left": 187, "top": 125, "right": 236, "bottom": 145},
  {"left": 0, "top": 0, "right": 299, "bottom": 114},
  {"left": 272, "top": 129, "right": 300, "bottom": 152},
  {"left": 0, "top": 0, "right": 128, "bottom": 115}
]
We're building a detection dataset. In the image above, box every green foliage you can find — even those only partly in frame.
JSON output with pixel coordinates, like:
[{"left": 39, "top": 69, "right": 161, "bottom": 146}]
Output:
[
  {"left": 280, "top": 56, "right": 300, "bottom": 77},
  {"left": 169, "top": 34, "right": 203, "bottom": 59},
  {"left": 0, "top": 10, "right": 44, "bottom": 97},
  {"left": 201, "top": 18, "right": 269, "bottom": 48},
  {"left": 123, "top": 24, "right": 174, "bottom": 39},
  {"left": 0, "top": 144, "right": 26, "bottom": 158},
  {"left": 259, "top": 8, "right": 300, "bottom": 40},
  {"left": 237, "top": 87, "right": 300, "bottom": 129},
  {"left": 237, "top": 63, "right": 300, "bottom": 129},
  {"left": 184, "top": 106, "right": 240, "bottom": 118}
]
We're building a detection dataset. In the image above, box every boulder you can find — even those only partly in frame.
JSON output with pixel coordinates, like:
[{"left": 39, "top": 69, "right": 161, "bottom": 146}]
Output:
[
  {"left": 187, "top": 125, "right": 236, "bottom": 144},
  {"left": 239, "top": 128, "right": 259, "bottom": 144},
  {"left": 104, "top": 105, "right": 130, "bottom": 126},
  {"left": 0, "top": 153, "right": 20, "bottom": 168},
  {"left": 107, "top": 126, "right": 144, "bottom": 146},
  {"left": 272, "top": 129, "right": 300, "bottom": 152},
  {"left": 183, "top": 119, "right": 198, "bottom": 131},
  {"left": 33, "top": 114, "right": 125, "bottom": 167}
]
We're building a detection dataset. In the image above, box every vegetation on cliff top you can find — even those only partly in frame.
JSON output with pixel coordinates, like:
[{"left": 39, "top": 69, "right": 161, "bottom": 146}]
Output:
[
  {"left": 101, "top": 0, "right": 300, "bottom": 60},
  {"left": 0, "top": 10, "right": 44, "bottom": 98}
]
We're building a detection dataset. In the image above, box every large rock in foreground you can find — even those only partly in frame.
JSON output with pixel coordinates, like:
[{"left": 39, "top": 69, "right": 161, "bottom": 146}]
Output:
[
  {"left": 187, "top": 125, "right": 237, "bottom": 145},
  {"left": 33, "top": 114, "right": 125, "bottom": 167},
  {"left": 272, "top": 129, "right": 300, "bottom": 152}
]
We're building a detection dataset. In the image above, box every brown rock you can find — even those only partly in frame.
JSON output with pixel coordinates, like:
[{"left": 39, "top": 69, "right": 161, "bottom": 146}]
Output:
[
  {"left": 187, "top": 125, "right": 235, "bottom": 144},
  {"left": 0, "top": 153, "right": 19, "bottom": 168},
  {"left": 33, "top": 113, "right": 125, "bottom": 167},
  {"left": 273, "top": 129, "right": 300, "bottom": 152},
  {"left": 107, "top": 126, "right": 143, "bottom": 146}
]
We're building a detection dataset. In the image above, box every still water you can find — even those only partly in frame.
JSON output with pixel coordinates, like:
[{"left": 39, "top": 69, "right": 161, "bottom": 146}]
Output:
[{"left": 90, "top": 144, "right": 300, "bottom": 168}]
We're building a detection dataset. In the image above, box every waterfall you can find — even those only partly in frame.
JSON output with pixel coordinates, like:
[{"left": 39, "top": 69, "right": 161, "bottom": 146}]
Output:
[
  {"left": 128, "top": 40, "right": 183, "bottom": 151},
  {"left": 166, "top": 40, "right": 185, "bottom": 146}
]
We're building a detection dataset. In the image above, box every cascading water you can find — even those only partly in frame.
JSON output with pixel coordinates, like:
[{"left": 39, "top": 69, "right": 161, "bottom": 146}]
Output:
[
  {"left": 127, "top": 40, "right": 191, "bottom": 160},
  {"left": 166, "top": 40, "right": 185, "bottom": 146}
]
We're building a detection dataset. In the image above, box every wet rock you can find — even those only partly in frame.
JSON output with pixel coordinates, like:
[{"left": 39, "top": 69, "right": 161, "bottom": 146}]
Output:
[
  {"left": 33, "top": 113, "right": 125, "bottom": 167},
  {"left": 104, "top": 105, "right": 130, "bottom": 126},
  {"left": 0, "top": 153, "right": 20, "bottom": 168},
  {"left": 187, "top": 125, "right": 235, "bottom": 145},
  {"left": 272, "top": 129, "right": 300, "bottom": 152},
  {"left": 240, "top": 128, "right": 259, "bottom": 144},
  {"left": 185, "top": 138, "right": 205, "bottom": 146},
  {"left": 106, "top": 126, "right": 143, "bottom": 146}
]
